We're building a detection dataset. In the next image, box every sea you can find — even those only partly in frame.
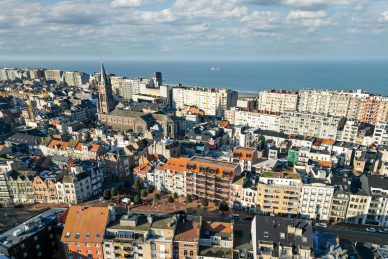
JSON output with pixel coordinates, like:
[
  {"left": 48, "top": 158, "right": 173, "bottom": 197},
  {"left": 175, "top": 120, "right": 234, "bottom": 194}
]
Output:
[{"left": 1, "top": 59, "right": 388, "bottom": 95}]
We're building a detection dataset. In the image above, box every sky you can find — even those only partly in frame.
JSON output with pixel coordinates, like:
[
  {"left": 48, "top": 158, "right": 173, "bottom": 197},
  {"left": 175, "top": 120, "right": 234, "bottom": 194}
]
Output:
[{"left": 0, "top": 0, "right": 387, "bottom": 60}]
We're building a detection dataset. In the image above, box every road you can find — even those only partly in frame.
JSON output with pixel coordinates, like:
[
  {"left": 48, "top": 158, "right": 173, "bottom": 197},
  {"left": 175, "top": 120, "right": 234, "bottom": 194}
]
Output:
[{"left": 315, "top": 223, "right": 388, "bottom": 244}]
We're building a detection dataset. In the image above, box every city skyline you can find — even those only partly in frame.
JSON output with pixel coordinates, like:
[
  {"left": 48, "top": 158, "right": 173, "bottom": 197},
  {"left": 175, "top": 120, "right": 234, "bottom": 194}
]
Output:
[{"left": 0, "top": 0, "right": 388, "bottom": 60}]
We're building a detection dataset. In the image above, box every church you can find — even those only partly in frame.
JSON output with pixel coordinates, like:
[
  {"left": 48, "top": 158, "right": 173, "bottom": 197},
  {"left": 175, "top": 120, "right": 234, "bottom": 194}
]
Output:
[{"left": 97, "top": 62, "right": 176, "bottom": 139}]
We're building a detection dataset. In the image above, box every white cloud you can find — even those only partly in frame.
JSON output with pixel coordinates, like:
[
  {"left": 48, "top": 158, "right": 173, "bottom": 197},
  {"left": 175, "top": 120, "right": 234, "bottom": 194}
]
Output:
[
  {"left": 287, "top": 10, "right": 326, "bottom": 19},
  {"left": 287, "top": 10, "right": 331, "bottom": 31},
  {"left": 241, "top": 11, "right": 282, "bottom": 30},
  {"left": 111, "top": 0, "right": 144, "bottom": 7}
]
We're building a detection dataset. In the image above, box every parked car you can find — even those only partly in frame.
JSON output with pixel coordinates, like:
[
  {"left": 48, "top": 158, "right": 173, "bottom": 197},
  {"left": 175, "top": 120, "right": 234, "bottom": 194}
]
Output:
[
  {"left": 378, "top": 228, "right": 388, "bottom": 233},
  {"left": 315, "top": 223, "right": 327, "bottom": 228},
  {"left": 366, "top": 227, "right": 376, "bottom": 232}
]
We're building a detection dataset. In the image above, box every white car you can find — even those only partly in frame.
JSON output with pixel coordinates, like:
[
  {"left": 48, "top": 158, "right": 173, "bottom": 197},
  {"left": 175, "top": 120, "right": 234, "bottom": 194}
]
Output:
[
  {"left": 378, "top": 228, "right": 388, "bottom": 233},
  {"left": 315, "top": 223, "right": 327, "bottom": 228},
  {"left": 366, "top": 227, "right": 376, "bottom": 232}
]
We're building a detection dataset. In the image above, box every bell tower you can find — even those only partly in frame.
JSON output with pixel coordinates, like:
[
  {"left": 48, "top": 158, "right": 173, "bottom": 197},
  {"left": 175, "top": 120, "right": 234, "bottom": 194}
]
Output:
[{"left": 98, "top": 61, "right": 114, "bottom": 114}]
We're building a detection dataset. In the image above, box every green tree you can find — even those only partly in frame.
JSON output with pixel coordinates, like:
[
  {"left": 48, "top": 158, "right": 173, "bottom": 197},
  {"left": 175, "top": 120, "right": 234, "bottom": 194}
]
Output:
[
  {"left": 338, "top": 117, "right": 347, "bottom": 130},
  {"left": 111, "top": 187, "right": 118, "bottom": 197},
  {"left": 219, "top": 200, "right": 229, "bottom": 211},
  {"left": 168, "top": 196, "right": 175, "bottom": 203},
  {"left": 154, "top": 193, "right": 161, "bottom": 200},
  {"left": 132, "top": 179, "right": 142, "bottom": 193},
  {"left": 141, "top": 189, "right": 148, "bottom": 197},
  {"left": 134, "top": 194, "right": 141, "bottom": 204},
  {"left": 147, "top": 185, "right": 154, "bottom": 194},
  {"left": 201, "top": 198, "right": 208, "bottom": 207},
  {"left": 103, "top": 189, "right": 111, "bottom": 200},
  {"left": 173, "top": 192, "right": 178, "bottom": 199},
  {"left": 186, "top": 194, "right": 193, "bottom": 203}
]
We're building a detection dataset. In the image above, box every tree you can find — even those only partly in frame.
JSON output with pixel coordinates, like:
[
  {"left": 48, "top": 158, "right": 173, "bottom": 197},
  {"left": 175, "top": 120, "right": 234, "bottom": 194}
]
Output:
[
  {"left": 132, "top": 179, "right": 142, "bottom": 193},
  {"left": 168, "top": 196, "right": 175, "bottom": 203},
  {"left": 338, "top": 117, "right": 347, "bottom": 130},
  {"left": 111, "top": 187, "right": 118, "bottom": 197},
  {"left": 134, "top": 194, "right": 141, "bottom": 204},
  {"left": 201, "top": 198, "right": 208, "bottom": 207},
  {"left": 103, "top": 189, "right": 111, "bottom": 200},
  {"left": 154, "top": 193, "right": 160, "bottom": 201},
  {"left": 147, "top": 185, "right": 154, "bottom": 194},
  {"left": 141, "top": 189, "right": 148, "bottom": 197},
  {"left": 219, "top": 200, "right": 229, "bottom": 211},
  {"left": 173, "top": 192, "right": 178, "bottom": 199},
  {"left": 186, "top": 194, "right": 193, "bottom": 203}
]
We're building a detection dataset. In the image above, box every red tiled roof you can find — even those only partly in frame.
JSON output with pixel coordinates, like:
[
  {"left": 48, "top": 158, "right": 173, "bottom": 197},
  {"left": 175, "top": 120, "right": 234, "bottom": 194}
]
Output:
[{"left": 61, "top": 206, "right": 109, "bottom": 243}]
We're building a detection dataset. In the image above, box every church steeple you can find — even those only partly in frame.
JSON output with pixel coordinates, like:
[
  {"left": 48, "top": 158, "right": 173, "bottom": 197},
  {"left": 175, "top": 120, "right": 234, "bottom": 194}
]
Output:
[{"left": 98, "top": 61, "right": 114, "bottom": 114}]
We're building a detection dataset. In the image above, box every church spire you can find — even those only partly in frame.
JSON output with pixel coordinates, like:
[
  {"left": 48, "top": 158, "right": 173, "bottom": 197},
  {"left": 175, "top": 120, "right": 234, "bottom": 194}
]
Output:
[{"left": 100, "top": 60, "right": 107, "bottom": 84}]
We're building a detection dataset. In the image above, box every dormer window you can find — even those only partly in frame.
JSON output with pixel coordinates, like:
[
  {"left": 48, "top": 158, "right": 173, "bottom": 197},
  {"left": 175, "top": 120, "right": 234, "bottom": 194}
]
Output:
[
  {"left": 65, "top": 232, "right": 71, "bottom": 238},
  {"left": 75, "top": 232, "right": 80, "bottom": 239},
  {"left": 264, "top": 231, "right": 269, "bottom": 238},
  {"left": 86, "top": 232, "right": 90, "bottom": 238},
  {"left": 280, "top": 232, "right": 285, "bottom": 239}
]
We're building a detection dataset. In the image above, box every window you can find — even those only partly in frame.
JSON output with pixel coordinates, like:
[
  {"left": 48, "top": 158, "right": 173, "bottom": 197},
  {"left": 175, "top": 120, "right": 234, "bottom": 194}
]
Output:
[
  {"left": 184, "top": 250, "right": 187, "bottom": 256},
  {"left": 75, "top": 232, "right": 80, "bottom": 239},
  {"left": 97, "top": 251, "right": 101, "bottom": 254},
  {"left": 96, "top": 244, "right": 101, "bottom": 247},
  {"left": 86, "top": 232, "right": 90, "bottom": 238},
  {"left": 65, "top": 232, "right": 71, "bottom": 238},
  {"left": 280, "top": 232, "right": 285, "bottom": 239},
  {"left": 87, "top": 250, "right": 91, "bottom": 254},
  {"left": 190, "top": 251, "right": 194, "bottom": 256},
  {"left": 264, "top": 231, "right": 269, "bottom": 238}
]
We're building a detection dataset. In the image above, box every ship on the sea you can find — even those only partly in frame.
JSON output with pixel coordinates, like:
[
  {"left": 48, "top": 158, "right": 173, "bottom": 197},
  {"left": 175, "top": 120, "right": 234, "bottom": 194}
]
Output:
[{"left": 211, "top": 66, "right": 221, "bottom": 71}]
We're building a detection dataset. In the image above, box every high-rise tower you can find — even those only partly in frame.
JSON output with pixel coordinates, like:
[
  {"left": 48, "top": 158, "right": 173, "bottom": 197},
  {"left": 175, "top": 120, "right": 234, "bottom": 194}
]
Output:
[{"left": 98, "top": 62, "right": 114, "bottom": 114}]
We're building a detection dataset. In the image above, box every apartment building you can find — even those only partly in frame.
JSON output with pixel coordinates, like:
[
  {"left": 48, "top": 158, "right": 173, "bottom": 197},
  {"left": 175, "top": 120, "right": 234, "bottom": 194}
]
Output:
[
  {"left": 300, "top": 181, "right": 334, "bottom": 221},
  {"left": 361, "top": 175, "right": 388, "bottom": 227},
  {"left": 233, "top": 109, "right": 280, "bottom": 131},
  {"left": 345, "top": 189, "right": 371, "bottom": 225},
  {"left": 149, "top": 157, "right": 188, "bottom": 196},
  {"left": 230, "top": 172, "right": 258, "bottom": 212},
  {"left": 232, "top": 147, "right": 259, "bottom": 171},
  {"left": 63, "top": 71, "right": 89, "bottom": 86},
  {"left": 104, "top": 212, "right": 177, "bottom": 259},
  {"left": 251, "top": 215, "right": 313, "bottom": 259},
  {"left": 61, "top": 206, "right": 112, "bottom": 259},
  {"left": 298, "top": 89, "right": 368, "bottom": 119},
  {"left": 0, "top": 161, "right": 13, "bottom": 202},
  {"left": 358, "top": 96, "right": 388, "bottom": 125},
  {"left": 279, "top": 111, "right": 340, "bottom": 139},
  {"left": 44, "top": 69, "right": 63, "bottom": 83},
  {"left": 173, "top": 215, "right": 201, "bottom": 259},
  {"left": 7, "top": 170, "right": 36, "bottom": 203},
  {"left": 258, "top": 89, "right": 298, "bottom": 113},
  {"left": 198, "top": 220, "right": 234, "bottom": 259},
  {"left": 373, "top": 122, "right": 388, "bottom": 145},
  {"left": 329, "top": 176, "right": 351, "bottom": 222},
  {"left": 0, "top": 208, "right": 65, "bottom": 259},
  {"left": 256, "top": 171, "right": 302, "bottom": 215},
  {"left": 185, "top": 157, "right": 241, "bottom": 202},
  {"left": 172, "top": 86, "right": 237, "bottom": 117}
]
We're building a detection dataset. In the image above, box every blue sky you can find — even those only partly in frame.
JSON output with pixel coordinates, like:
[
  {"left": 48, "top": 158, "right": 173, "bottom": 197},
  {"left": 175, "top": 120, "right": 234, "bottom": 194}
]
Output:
[{"left": 0, "top": 0, "right": 387, "bottom": 60}]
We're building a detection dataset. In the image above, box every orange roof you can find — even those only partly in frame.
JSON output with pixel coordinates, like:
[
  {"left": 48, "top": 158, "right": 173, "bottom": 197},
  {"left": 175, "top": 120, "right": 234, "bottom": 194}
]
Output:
[
  {"left": 320, "top": 161, "right": 332, "bottom": 167},
  {"left": 187, "top": 157, "right": 237, "bottom": 179},
  {"left": 233, "top": 147, "right": 255, "bottom": 161},
  {"left": 204, "top": 221, "right": 232, "bottom": 234},
  {"left": 47, "top": 140, "right": 68, "bottom": 149},
  {"left": 90, "top": 144, "right": 100, "bottom": 152},
  {"left": 75, "top": 143, "right": 83, "bottom": 151},
  {"left": 322, "top": 139, "right": 335, "bottom": 145},
  {"left": 163, "top": 157, "right": 188, "bottom": 173},
  {"left": 61, "top": 206, "right": 109, "bottom": 243}
]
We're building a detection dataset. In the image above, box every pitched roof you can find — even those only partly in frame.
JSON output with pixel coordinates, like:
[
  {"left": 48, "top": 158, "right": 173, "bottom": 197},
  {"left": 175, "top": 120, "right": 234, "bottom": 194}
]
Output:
[{"left": 61, "top": 206, "right": 109, "bottom": 243}]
